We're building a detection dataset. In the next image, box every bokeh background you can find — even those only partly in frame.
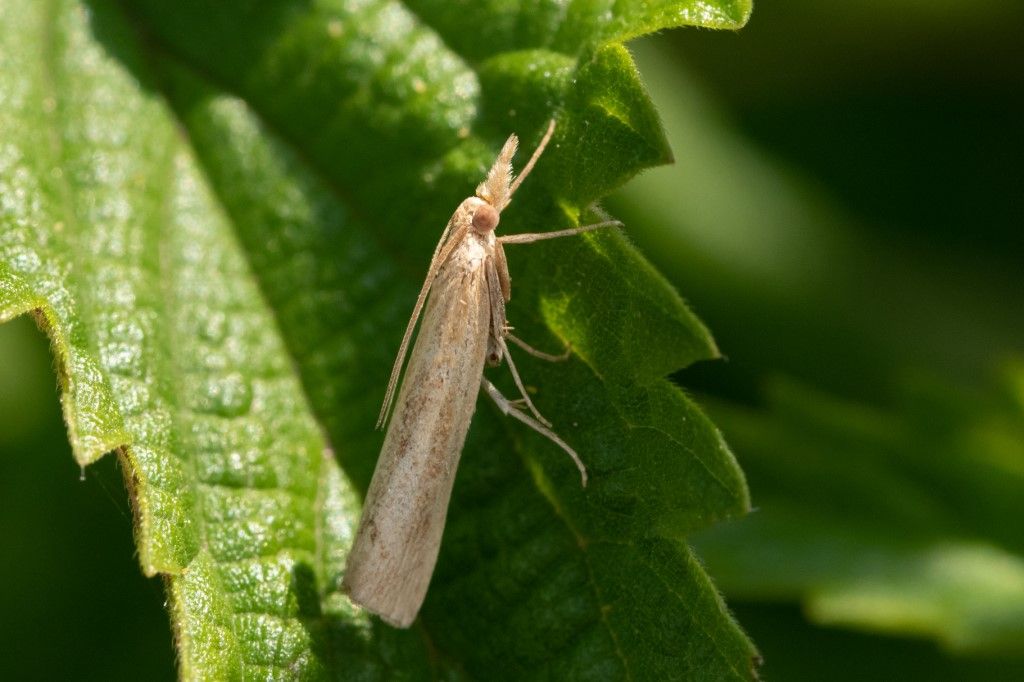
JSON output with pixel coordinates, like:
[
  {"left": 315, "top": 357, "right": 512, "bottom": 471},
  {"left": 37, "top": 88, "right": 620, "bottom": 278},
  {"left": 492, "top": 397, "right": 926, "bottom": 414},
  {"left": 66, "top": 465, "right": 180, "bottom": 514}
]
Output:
[{"left": 1, "top": 1, "right": 1021, "bottom": 679}]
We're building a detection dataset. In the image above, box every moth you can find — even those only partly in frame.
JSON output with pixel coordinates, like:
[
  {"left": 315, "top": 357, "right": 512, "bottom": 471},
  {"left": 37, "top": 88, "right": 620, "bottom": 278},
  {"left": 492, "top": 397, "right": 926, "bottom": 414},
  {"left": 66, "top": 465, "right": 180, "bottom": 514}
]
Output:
[{"left": 342, "top": 120, "right": 619, "bottom": 628}]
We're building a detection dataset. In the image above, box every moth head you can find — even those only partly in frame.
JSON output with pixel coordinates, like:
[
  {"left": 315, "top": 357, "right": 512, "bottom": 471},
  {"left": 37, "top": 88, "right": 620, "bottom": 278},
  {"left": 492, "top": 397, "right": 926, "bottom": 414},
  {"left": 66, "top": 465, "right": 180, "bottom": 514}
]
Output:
[
  {"left": 471, "top": 202, "right": 500, "bottom": 233},
  {"left": 471, "top": 120, "right": 556, "bottom": 233}
]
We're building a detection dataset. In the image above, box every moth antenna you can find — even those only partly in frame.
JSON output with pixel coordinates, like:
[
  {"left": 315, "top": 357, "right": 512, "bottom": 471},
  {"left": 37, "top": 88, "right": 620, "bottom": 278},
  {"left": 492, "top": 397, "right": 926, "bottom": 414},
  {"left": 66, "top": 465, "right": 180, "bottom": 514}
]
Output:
[{"left": 508, "top": 119, "right": 556, "bottom": 201}]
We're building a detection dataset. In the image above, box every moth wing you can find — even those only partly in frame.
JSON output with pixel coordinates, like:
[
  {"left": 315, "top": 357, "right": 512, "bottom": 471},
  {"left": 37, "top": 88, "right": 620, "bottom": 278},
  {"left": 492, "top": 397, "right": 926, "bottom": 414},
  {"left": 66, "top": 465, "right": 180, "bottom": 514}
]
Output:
[
  {"left": 377, "top": 217, "right": 469, "bottom": 428},
  {"left": 346, "top": 242, "right": 492, "bottom": 626}
]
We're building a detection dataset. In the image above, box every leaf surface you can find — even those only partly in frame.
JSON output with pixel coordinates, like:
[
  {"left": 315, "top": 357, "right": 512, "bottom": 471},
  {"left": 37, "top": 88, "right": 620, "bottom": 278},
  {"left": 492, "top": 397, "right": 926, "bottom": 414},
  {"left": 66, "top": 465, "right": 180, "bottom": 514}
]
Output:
[{"left": 0, "top": 0, "right": 754, "bottom": 677}]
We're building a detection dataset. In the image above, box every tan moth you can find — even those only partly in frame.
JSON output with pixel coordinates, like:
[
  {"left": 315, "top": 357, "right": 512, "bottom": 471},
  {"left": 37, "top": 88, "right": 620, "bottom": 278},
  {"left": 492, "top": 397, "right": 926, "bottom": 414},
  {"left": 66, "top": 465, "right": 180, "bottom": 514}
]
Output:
[{"left": 342, "top": 120, "right": 619, "bottom": 628}]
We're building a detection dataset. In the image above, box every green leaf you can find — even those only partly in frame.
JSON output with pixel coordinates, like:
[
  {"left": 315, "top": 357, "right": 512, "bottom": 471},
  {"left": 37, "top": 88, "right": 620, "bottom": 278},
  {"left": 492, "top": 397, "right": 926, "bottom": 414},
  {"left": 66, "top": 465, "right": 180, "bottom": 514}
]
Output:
[
  {"left": 695, "top": 364, "right": 1024, "bottom": 655},
  {"left": 0, "top": 0, "right": 754, "bottom": 678}
]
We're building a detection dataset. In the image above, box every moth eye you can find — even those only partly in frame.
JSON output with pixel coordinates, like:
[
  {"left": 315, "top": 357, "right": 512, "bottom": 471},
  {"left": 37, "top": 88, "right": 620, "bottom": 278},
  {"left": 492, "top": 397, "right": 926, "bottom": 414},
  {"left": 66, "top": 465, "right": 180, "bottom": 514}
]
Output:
[{"left": 472, "top": 204, "right": 500, "bottom": 232}]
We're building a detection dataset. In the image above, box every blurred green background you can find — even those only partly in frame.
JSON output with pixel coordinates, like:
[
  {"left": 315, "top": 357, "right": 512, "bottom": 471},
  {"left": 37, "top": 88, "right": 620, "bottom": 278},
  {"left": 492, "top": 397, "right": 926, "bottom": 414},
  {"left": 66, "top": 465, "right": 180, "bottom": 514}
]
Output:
[
  {"left": 1, "top": 0, "right": 1021, "bottom": 678},
  {"left": 0, "top": 316, "right": 174, "bottom": 681}
]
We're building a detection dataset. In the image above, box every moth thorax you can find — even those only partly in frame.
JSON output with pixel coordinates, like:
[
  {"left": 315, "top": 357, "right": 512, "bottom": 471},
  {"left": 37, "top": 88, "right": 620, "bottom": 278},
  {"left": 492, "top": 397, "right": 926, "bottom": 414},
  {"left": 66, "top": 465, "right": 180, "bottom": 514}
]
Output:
[{"left": 472, "top": 204, "right": 500, "bottom": 233}]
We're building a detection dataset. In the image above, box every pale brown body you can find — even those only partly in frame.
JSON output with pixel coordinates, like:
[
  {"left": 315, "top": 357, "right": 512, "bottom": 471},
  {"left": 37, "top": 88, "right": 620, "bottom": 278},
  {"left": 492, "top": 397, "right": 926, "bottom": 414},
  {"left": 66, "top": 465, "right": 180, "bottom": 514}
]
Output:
[
  {"left": 342, "top": 219, "right": 493, "bottom": 627},
  {"left": 342, "top": 121, "right": 619, "bottom": 627}
]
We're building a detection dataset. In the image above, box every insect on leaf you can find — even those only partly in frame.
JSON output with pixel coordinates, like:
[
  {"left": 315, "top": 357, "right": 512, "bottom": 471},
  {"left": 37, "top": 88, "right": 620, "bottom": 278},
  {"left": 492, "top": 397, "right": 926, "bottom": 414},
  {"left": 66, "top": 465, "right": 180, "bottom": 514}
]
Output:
[{"left": 0, "top": 0, "right": 756, "bottom": 678}]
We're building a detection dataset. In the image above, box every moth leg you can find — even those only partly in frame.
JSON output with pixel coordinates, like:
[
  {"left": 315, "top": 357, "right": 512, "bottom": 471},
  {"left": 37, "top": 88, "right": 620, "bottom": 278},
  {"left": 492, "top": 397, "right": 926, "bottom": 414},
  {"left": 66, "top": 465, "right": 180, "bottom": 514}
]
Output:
[
  {"left": 500, "top": 339, "right": 553, "bottom": 428},
  {"left": 484, "top": 255, "right": 508, "bottom": 367},
  {"left": 493, "top": 241, "right": 511, "bottom": 302},
  {"left": 485, "top": 256, "right": 550, "bottom": 426},
  {"left": 482, "top": 378, "right": 588, "bottom": 487},
  {"left": 498, "top": 220, "right": 621, "bottom": 245},
  {"left": 507, "top": 332, "right": 571, "bottom": 362}
]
